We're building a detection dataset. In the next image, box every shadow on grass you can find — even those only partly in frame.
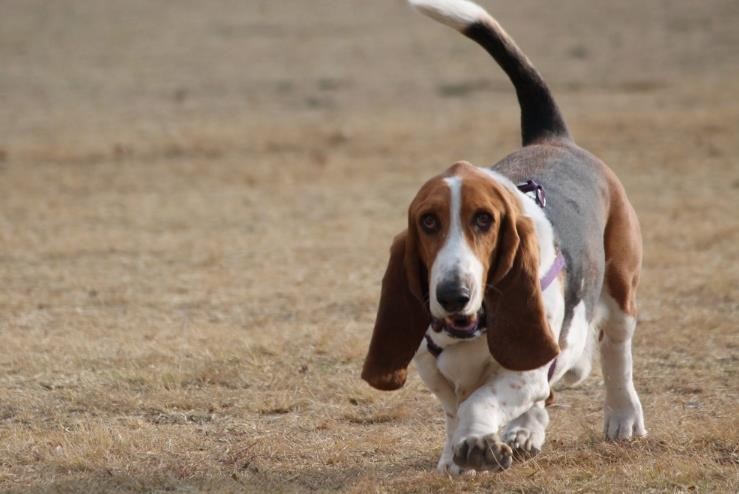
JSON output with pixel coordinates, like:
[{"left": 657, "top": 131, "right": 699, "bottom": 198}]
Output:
[{"left": 8, "top": 455, "right": 437, "bottom": 493}]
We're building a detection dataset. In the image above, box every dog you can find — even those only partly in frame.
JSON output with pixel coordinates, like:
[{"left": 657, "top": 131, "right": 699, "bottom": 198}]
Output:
[{"left": 361, "top": 0, "right": 647, "bottom": 474}]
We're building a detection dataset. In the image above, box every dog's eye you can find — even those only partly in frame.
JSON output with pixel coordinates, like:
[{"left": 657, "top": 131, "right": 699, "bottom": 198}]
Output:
[
  {"left": 473, "top": 212, "right": 493, "bottom": 231},
  {"left": 420, "top": 213, "right": 440, "bottom": 234}
]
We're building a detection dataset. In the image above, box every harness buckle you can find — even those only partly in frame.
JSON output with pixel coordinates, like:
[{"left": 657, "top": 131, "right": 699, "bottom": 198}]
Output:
[{"left": 516, "top": 179, "right": 546, "bottom": 208}]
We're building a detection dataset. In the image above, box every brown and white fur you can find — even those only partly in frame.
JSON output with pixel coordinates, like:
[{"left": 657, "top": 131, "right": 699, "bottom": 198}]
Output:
[{"left": 361, "top": 0, "right": 646, "bottom": 474}]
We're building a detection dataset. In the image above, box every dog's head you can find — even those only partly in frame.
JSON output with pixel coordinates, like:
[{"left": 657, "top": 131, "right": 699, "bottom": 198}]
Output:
[{"left": 362, "top": 161, "right": 559, "bottom": 390}]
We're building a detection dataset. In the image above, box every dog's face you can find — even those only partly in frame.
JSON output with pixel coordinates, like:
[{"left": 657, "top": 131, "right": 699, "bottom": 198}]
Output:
[
  {"left": 362, "top": 161, "right": 559, "bottom": 391},
  {"left": 408, "top": 161, "right": 508, "bottom": 335}
]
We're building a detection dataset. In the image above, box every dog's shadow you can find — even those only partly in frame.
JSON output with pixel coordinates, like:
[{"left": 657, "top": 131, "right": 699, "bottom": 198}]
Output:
[{"left": 11, "top": 455, "right": 439, "bottom": 493}]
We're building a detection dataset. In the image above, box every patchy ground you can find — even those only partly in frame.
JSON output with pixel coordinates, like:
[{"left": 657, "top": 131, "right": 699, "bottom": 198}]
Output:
[{"left": 1, "top": 0, "right": 737, "bottom": 492}]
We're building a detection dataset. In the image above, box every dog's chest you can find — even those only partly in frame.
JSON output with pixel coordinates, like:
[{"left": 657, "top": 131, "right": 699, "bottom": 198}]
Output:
[{"left": 435, "top": 337, "right": 498, "bottom": 399}]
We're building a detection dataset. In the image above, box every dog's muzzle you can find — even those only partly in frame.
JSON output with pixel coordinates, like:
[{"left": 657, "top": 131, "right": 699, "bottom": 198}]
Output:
[{"left": 431, "top": 305, "right": 487, "bottom": 339}]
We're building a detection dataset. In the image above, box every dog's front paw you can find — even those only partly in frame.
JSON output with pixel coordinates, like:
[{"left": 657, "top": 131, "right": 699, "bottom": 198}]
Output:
[
  {"left": 452, "top": 433, "right": 513, "bottom": 471},
  {"left": 503, "top": 427, "right": 543, "bottom": 460},
  {"left": 437, "top": 457, "right": 475, "bottom": 476}
]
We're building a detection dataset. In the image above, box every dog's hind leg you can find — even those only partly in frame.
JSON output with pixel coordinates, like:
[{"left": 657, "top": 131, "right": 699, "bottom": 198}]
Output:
[
  {"left": 598, "top": 179, "right": 647, "bottom": 440},
  {"left": 598, "top": 294, "right": 646, "bottom": 439}
]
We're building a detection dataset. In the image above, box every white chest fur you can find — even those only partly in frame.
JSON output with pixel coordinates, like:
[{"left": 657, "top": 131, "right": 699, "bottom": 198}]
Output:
[{"left": 434, "top": 335, "right": 498, "bottom": 401}]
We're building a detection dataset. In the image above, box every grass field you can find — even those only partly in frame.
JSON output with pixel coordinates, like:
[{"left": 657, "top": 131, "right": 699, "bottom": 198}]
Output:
[{"left": 1, "top": 1, "right": 738, "bottom": 492}]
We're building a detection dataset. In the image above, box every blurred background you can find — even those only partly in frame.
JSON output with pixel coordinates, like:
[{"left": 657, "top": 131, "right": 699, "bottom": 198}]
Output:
[{"left": 1, "top": 1, "right": 737, "bottom": 492}]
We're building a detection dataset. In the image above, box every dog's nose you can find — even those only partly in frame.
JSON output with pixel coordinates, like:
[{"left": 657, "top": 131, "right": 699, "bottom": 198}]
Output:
[{"left": 436, "top": 282, "right": 470, "bottom": 313}]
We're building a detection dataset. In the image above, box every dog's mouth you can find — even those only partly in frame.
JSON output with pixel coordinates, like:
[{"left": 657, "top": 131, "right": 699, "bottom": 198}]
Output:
[{"left": 431, "top": 306, "right": 487, "bottom": 339}]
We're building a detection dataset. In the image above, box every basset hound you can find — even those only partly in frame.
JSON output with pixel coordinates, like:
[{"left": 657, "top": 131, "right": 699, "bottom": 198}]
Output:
[{"left": 362, "top": 0, "right": 647, "bottom": 474}]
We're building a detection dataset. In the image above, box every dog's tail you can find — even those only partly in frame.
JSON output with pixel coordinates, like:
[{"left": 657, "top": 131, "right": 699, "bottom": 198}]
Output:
[{"left": 409, "top": 0, "right": 570, "bottom": 146}]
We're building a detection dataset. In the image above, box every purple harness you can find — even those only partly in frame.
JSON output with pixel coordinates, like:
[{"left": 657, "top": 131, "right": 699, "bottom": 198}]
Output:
[{"left": 425, "top": 179, "right": 564, "bottom": 380}]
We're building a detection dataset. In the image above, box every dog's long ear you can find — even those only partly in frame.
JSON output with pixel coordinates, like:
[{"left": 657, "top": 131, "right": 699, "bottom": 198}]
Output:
[
  {"left": 362, "top": 230, "right": 430, "bottom": 390},
  {"left": 485, "top": 214, "right": 559, "bottom": 371}
]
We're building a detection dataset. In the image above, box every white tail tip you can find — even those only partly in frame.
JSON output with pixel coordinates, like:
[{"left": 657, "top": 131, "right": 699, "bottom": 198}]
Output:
[{"left": 408, "top": 0, "right": 489, "bottom": 31}]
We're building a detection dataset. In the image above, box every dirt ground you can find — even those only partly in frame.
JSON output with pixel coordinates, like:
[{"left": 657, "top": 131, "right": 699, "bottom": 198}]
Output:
[{"left": 1, "top": 0, "right": 738, "bottom": 492}]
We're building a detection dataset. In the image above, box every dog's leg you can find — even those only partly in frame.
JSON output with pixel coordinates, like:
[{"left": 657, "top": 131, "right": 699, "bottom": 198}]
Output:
[
  {"left": 413, "top": 348, "right": 472, "bottom": 475},
  {"left": 438, "top": 413, "right": 470, "bottom": 475},
  {"left": 550, "top": 301, "right": 594, "bottom": 389},
  {"left": 560, "top": 323, "right": 595, "bottom": 388},
  {"left": 599, "top": 176, "right": 646, "bottom": 440},
  {"left": 598, "top": 294, "right": 646, "bottom": 440},
  {"left": 554, "top": 300, "right": 595, "bottom": 389},
  {"left": 451, "top": 368, "right": 548, "bottom": 471},
  {"left": 502, "top": 401, "right": 549, "bottom": 459}
]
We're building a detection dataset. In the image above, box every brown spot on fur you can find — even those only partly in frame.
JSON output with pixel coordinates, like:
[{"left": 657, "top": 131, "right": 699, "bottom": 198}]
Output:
[
  {"left": 603, "top": 166, "right": 642, "bottom": 316},
  {"left": 406, "top": 172, "right": 452, "bottom": 273}
]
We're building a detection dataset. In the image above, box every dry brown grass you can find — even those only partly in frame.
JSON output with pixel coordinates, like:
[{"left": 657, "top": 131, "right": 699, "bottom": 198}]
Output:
[{"left": 1, "top": 1, "right": 738, "bottom": 492}]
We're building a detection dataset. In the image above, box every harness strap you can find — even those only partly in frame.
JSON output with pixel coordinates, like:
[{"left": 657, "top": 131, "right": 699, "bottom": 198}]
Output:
[
  {"left": 424, "top": 334, "right": 443, "bottom": 358},
  {"left": 540, "top": 253, "right": 566, "bottom": 291}
]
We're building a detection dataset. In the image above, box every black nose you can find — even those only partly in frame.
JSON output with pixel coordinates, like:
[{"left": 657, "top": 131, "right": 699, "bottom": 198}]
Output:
[{"left": 436, "top": 282, "right": 470, "bottom": 313}]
